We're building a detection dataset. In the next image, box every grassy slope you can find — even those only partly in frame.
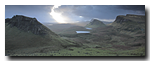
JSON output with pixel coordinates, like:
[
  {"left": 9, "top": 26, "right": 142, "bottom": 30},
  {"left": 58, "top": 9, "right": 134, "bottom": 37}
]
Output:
[
  {"left": 5, "top": 23, "right": 82, "bottom": 56},
  {"left": 5, "top": 23, "right": 60, "bottom": 49},
  {"left": 52, "top": 25, "right": 145, "bottom": 56},
  {"left": 39, "top": 17, "right": 145, "bottom": 56},
  {"left": 6, "top": 24, "right": 145, "bottom": 56}
]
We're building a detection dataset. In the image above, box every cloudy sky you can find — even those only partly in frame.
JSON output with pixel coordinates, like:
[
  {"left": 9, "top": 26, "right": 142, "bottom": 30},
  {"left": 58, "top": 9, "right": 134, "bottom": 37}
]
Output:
[{"left": 5, "top": 5, "right": 145, "bottom": 23}]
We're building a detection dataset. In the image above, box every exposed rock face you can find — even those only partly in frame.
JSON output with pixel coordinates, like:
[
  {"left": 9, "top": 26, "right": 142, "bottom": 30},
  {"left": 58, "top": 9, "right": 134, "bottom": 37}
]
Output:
[
  {"left": 86, "top": 18, "right": 106, "bottom": 28},
  {"left": 5, "top": 15, "right": 56, "bottom": 36},
  {"left": 111, "top": 14, "right": 145, "bottom": 35},
  {"left": 114, "top": 15, "right": 132, "bottom": 23}
]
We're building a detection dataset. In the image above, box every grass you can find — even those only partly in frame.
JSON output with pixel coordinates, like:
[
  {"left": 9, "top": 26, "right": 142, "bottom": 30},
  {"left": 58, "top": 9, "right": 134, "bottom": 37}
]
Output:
[
  {"left": 7, "top": 46, "right": 145, "bottom": 56},
  {"left": 5, "top": 23, "right": 83, "bottom": 56}
]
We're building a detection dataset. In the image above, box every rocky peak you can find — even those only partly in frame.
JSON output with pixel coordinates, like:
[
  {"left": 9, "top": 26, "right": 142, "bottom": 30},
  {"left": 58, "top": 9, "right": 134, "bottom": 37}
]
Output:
[
  {"left": 5, "top": 15, "right": 56, "bottom": 36},
  {"left": 90, "top": 18, "right": 104, "bottom": 25},
  {"left": 86, "top": 18, "right": 106, "bottom": 28}
]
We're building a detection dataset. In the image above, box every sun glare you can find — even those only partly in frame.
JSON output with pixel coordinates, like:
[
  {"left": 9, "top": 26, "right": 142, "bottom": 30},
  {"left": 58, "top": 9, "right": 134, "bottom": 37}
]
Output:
[
  {"left": 50, "top": 5, "right": 67, "bottom": 23},
  {"left": 79, "top": 16, "right": 83, "bottom": 18}
]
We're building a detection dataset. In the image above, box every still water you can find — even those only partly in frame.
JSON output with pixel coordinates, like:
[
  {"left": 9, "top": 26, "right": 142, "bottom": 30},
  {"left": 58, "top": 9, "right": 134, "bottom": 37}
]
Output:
[{"left": 76, "top": 31, "right": 90, "bottom": 33}]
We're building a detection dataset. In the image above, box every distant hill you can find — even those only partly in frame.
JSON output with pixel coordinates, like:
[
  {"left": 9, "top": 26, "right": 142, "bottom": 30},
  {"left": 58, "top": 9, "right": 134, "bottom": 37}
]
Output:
[
  {"left": 44, "top": 23, "right": 78, "bottom": 34},
  {"left": 85, "top": 18, "right": 106, "bottom": 28},
  {"left": 70, "top": 21, "right": 90, "bottom": 26},
  {"left": 101, "top": 21, "right": 113, "bottom": 25},
  {"left": 59, "top": 26, "right": 89, "bottom": 35},
  {"left": 5, "top": 15, "right": 81, "bottom": 52}
]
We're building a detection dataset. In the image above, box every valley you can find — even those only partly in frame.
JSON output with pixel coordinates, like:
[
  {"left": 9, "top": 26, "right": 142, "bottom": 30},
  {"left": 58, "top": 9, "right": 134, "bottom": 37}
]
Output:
[
  {"left": 5, "top": 14, "right": 146, "bottom": 56},
  {"left": 44, "top": 14, "right": 145, "bottom": 56}
]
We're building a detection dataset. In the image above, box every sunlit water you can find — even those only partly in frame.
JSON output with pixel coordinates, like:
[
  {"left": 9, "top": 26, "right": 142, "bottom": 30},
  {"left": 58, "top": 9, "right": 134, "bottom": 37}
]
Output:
[{"left": 76, "top": 31, "right": 90, "bottom": 33}]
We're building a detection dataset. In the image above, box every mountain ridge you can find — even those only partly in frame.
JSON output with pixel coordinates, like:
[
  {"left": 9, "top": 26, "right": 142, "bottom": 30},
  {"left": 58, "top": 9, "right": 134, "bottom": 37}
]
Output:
[{"left": 111, "top": 14, "right": 145, "bottom": 35}]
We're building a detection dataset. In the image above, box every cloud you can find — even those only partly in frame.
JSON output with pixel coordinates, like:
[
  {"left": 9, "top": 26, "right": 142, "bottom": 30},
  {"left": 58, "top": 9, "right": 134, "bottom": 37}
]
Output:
[
  {"left": 79, "top": 16, "right": 83, "bottom": 18},
  {"left": 116, "top": 5, "right": 145, "bottom": 11},
  {"left": 5, "top": 5, "right": 55, "bottom": 23},
  {"left": 99, "top": 19, "right": 115, "bottom": 22},
  {"left": 50, "top": 5, "right": 146, "bottom": 23},
  {"left": 52, "top": 5, "right": 87, "bottom": 23},
  {"left": 50, "top": 5, "right": 68, "bottom": 23},
  {"left": 91, "top": 18, "right": 115, "bottom": 22},
  {"left": 5, "top": 5, "right": 145, "bottom": 23}
]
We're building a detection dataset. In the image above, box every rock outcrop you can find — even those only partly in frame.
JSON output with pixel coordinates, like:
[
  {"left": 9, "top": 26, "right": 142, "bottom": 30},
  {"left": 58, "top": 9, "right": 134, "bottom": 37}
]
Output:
[{"left": 86, "top": 18, "right": 106, "bottom": 28}]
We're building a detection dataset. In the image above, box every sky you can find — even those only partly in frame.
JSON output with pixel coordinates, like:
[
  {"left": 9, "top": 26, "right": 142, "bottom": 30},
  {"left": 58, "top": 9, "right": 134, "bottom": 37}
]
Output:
[{"left": 5, "top": 5, "right": 145, "bottom": 24}]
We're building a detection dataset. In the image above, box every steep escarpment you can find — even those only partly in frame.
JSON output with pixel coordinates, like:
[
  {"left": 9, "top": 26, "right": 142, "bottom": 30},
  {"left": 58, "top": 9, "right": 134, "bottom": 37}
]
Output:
[
  {"left": 86, "top": 18, "right": 106, "bottom": 28},
  {"left": 111, "top": 14, "right": 145, "bottom": 35},
  {"left": 5, "top": 15, "right": 82, "bottom": 51}
]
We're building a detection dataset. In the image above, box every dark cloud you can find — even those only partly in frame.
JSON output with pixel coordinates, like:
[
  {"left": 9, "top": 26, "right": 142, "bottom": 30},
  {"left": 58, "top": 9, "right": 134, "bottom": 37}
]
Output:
[
  {"left": 5, "top": 5, "right": 145, "bottom": 23},
  {"left": 5, "top": 5, "right": 54, "bottom": 23},
  {"left": 116, "top": 5, "right": 145, "bottom": 11},
  {"left": 56, "top": 5, "right": 145, "bottom": 21},
  {"left": 59, "top": 5, "right": 145, "bottom": 19}
]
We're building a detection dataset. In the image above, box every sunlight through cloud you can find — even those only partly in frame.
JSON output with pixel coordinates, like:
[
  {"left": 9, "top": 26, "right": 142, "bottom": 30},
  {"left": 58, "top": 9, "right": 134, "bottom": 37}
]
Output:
[
  {"left": 50, "top": 5, "right": 67, "bottom": 23},
  {"left": 79, "top": 16, "right": 83, "bottom": 18}
]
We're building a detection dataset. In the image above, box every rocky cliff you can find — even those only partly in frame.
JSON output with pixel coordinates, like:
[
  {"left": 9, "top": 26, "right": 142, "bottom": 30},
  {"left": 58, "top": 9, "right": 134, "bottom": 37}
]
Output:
[
  {"left": 86, "top": 18, "right": 106, "bottom": 28},
  {"left": 111, "top": 14, "right": 145, "bottom": 35}
]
